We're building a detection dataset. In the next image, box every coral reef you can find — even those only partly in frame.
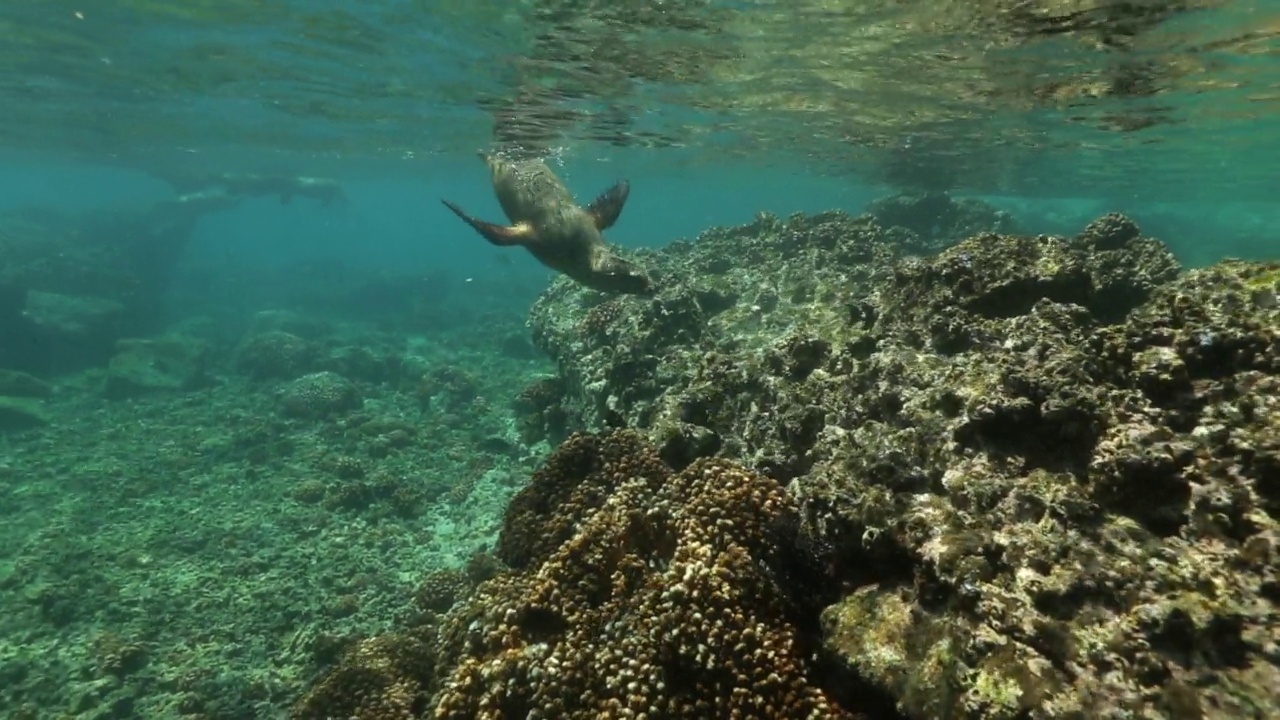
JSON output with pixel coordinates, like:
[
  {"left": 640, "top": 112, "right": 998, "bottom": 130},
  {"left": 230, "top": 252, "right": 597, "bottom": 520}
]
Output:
[
  {"left": 279, "top": 371, "right": 363, "bottom": 419},
  {"left": 294, "top": 430, "right": 866, "bottom": 719},
  {"left": 512, "top": 211, "right": 1279, "bottom": 718},
  {"left": 236, "top": 330, "right": 320, "bottom": 381},
  {"left": 866, "top": 191, "right": 1019, "bottom": 251},
  {"left": 4, "top": 192, "right": 1277, "bottom": 720},
  {"left": 0, "top": 296, "right": 548, "bottom": 718}
]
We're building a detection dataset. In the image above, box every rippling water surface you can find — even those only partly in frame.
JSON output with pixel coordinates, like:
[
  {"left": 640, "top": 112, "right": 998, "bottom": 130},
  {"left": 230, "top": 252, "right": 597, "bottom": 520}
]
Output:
[{"left": 2, "top": 0, "right": 1278, "bottom": 201}]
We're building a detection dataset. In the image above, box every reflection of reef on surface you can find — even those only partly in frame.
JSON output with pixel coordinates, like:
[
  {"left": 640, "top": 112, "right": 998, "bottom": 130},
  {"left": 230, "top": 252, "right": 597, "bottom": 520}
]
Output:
[{"left": 473, "top": 0, "right": 1228, "bottom": 178}]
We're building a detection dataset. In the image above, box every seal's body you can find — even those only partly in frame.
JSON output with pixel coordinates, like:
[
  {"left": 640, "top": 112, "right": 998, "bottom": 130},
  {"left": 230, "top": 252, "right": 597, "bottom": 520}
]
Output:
[
  {"left": 146, "top": 188, "right": 243, "bottom": 233},
  {"left": 219, "top": 174, "right": 347, "bottom": 206},
  {"left": 442, "top": 154, "right": 653, "bottom": 295},
  {"left": 147, "top": 169, "right": 347, "bottom": 207}
]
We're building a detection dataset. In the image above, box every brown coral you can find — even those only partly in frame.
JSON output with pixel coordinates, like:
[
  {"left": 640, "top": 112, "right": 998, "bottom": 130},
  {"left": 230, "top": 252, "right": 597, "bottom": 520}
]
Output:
[
  {"left": 430, "top": 430, "right": 854, "bottom": 719},
  {"left": 279, "top": 371, "right": 362, "bottom": 419},
  {"left": 293, "top": 630, "right": 438, "bottom": 720},
  {"left": 414, "top": 569, "right": 472, "bottom": 615},
  {"left": 296, "top": 430, "right": 864, "bottom": 720},
  {"left": 579, "top": 297, "right": 627, "bottom": 341},
  {"left": 235, "top": 330, "right": 318, "bottom": 380}
]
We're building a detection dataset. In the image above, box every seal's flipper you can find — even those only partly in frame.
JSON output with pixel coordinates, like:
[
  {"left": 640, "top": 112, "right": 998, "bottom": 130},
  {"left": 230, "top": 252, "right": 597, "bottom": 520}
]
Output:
[
  {"left": 441, "top": 199, "right": 532, "bottom": 247},
  {"left": 586, "top": 180, "right": 630, "bottom": 230}
]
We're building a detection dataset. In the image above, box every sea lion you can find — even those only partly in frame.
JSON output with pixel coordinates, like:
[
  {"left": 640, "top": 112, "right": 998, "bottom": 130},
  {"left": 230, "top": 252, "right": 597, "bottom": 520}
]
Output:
[
  {"left": 215, "top": 174, "right": 348, "bottom": 206},
  {"left": 145, "top": 188, "right": 244, "bottom": 233},
  {"left": 441, "top": 154, "right": 654, "bottom": 295},
  {"left": 146, "top": 169, "right": 347, "bottom": 207}
]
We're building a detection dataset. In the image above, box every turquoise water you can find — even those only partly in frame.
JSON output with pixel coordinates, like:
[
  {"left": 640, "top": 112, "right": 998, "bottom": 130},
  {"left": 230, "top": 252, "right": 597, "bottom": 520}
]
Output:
[
  {"left": 2, "top": 2, "right": 1279, "bottom": 718},
  {"left": 2, "top": 2, "right": 1277, "bottom": 270}
]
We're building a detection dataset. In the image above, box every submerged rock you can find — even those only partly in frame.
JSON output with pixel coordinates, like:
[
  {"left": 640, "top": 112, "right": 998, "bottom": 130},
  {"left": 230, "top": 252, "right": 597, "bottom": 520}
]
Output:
[
  {"left": 18, "top": 291, "right": 127, "bottom": 374},
  {"left": 0, "top": 369, "right": 52, "bottom": 399},
  {"left": 0, "top": 395, "right": 49, "bottom": 433},
  {"left": 246, "top": 309, "right": 331, "bottom": 340},
  {"left": 278, "top": 371, "right": 362, "bottom": 419},
  {"left": 104, "top": 336, "right": 209, "bottom": 399},
  {"left": 23, "top": 291, "right": 125, "bottom": 338},
  {"left": 287, "top": 207, "right": 1277, "bottom": 720}
]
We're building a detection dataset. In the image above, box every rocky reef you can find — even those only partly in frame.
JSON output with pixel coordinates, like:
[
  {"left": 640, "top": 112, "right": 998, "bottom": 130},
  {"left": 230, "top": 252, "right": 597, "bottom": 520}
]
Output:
[
  {"left": 866, "top": 191, "right": 1020, "bottom": 251},
  {"left": 298, "top": 207, "right": 1278, "bottom": 718},
  {"left": 4, "top": 190, "right": 1276, "bottom": 720}
]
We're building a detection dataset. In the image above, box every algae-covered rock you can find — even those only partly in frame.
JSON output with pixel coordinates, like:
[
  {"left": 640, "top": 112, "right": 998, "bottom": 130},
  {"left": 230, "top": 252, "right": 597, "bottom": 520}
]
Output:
[
  {"left": 23, "top": 291, "right": 125, "bottom": 338},
  {"left": 811, "top": 258, "right": 1280, "bottom": 720},
  {"left": 16, "top": 291, "right": 127, "bottom": 373},
  {"left": 278, "top": 371, "right": 361, "bottom": 419},
  {"left": 0, "top": 396, "right": 49, "bottom": 433},
  {"left": 867, "top": 191, "right": 1019, "bottom": 251},
  {"left": 520, "top": 208, "right": 1279, "bottom": 719},
  {"left": 104, "top": 335, "right": 209, "bottom": 399},
  {"left": 235, "top": 330, "right": 319, "bottom": 381},
  {"left": 0, "top": 369, "right": 52, "bottom": 399}
]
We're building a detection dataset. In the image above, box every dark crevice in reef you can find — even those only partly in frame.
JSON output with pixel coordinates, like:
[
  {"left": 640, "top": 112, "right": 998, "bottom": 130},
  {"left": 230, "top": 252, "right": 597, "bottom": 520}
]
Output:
[
  {"left": 953, "top": 404, "right": 1100, "bottom": 478},
  {"left": 786, "top": 510, "right": 916, "bottom": 720},
  {"left": 965, "top": 273, "right": 1093, "bottom": 320}
]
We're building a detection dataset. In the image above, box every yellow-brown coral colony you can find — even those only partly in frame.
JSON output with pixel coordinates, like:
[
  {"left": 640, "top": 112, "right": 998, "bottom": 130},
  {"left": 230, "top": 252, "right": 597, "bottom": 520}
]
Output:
[{"left": 295, "top": 430, "right": 858, "bottom": 719}]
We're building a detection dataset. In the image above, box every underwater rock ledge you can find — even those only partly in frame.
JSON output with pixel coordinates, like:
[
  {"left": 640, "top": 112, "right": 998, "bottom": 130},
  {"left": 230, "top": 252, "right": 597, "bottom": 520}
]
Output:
[
  {"left": 296, "top": 209, "right": 1279, "bottom": 719},
  {"left": 517, "top": 209, "right": 1278, "bottom": 719}
]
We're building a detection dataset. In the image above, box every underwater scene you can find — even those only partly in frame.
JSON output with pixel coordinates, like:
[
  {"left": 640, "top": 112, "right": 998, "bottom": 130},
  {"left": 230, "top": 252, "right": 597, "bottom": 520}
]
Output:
[{"left": 1, "top": 1, "right": 1279, "bottom": 719}]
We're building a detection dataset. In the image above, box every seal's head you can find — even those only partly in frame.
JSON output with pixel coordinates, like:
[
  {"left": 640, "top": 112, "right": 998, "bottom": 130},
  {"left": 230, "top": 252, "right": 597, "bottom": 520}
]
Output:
[{"left": 587, "top": 252, "right": 655, "bottom": 296}]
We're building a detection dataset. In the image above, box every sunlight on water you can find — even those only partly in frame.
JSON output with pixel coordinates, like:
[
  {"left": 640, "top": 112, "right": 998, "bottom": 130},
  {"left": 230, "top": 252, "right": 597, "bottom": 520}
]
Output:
[{"left": 1, "top": 0, "right": 1277, "bottom": 199}]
